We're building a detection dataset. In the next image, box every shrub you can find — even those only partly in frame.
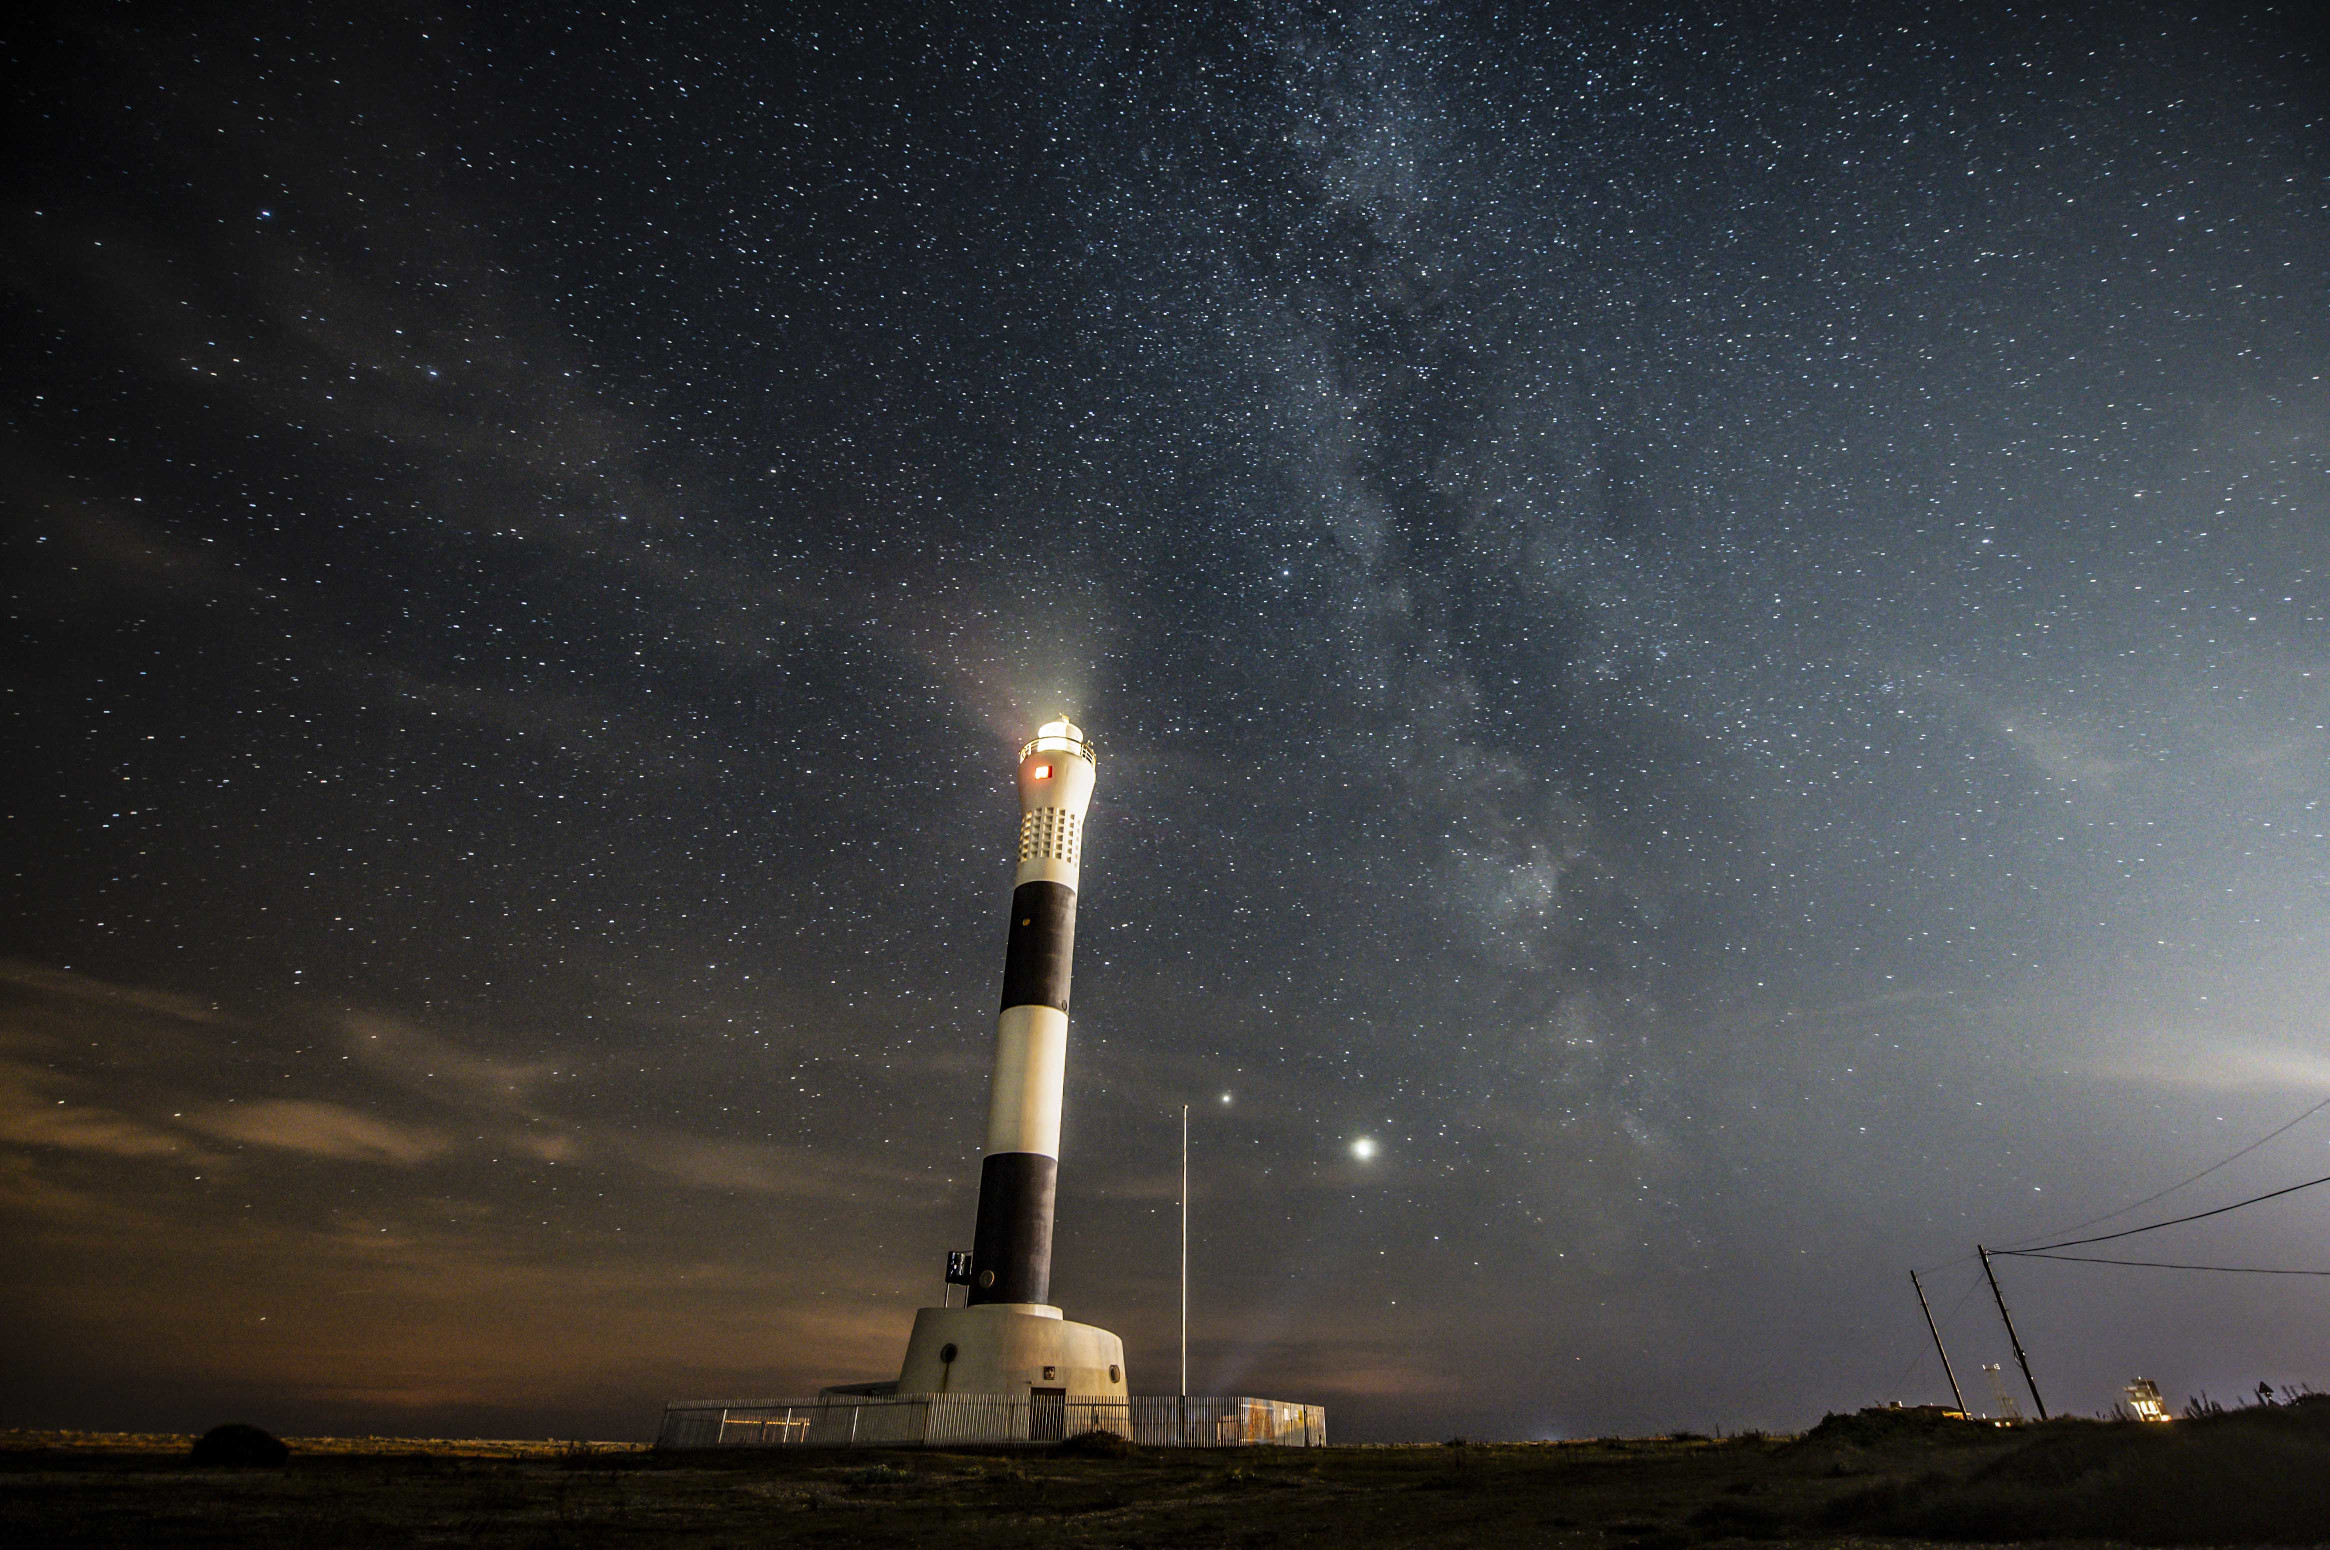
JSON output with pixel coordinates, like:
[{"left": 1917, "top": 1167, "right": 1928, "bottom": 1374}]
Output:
[
  {"left": 189, "top": 1424, "right": 289, "bottom": 1468},
  {"left": 1057, "top": 1428, "right": 1133, "bottom": 1458},
  {"left": 1796, "top": 1405, "right": 1977, "bottom": 1449}
]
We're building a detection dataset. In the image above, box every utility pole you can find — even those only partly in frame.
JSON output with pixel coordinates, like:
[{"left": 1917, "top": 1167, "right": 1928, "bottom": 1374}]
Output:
[
  {"left": 1180, "top": 1102, "right": 1189, "bottom": 1399},
  {"left": 1910, "top": 1269, "right": 1968, "bottom": 1416},
  {"left": 1978, "top": 1246, "right": 2048, "bottom": 1420}
]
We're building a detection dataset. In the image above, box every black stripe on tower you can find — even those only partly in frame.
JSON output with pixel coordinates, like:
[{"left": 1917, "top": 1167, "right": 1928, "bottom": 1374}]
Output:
[
  {"left": 998, "top": 881, "right": 1076, "bottom": 1013},
  {"left": 969, "top": 1152, "right": 1057, "bottom": 1305},
  {"left": 968, "top": 880, "right": 1079, "bottom": 1306}
]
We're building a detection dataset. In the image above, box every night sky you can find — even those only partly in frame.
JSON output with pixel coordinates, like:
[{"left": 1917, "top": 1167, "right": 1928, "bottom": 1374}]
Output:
[{"left": 6, "top": 4, "right": 2329, "bottom": 1443}]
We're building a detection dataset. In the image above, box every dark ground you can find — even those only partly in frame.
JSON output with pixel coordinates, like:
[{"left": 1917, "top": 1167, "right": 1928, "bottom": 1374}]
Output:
[{"left": 6, "top": 1403, "right": 2330, "bottom": 1547}]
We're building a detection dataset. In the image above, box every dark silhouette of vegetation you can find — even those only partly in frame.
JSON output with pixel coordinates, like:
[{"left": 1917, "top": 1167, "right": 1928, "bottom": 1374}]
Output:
[
  {"left": 1821, "top": 1397, "right": 2330, "bottom": 1544},
  {"left": 1795, "top": 1404, "right": 1987, "bottom": 1449},
  {"left": 187, "top": 1424, "right": 288, "bottom": 1467}
]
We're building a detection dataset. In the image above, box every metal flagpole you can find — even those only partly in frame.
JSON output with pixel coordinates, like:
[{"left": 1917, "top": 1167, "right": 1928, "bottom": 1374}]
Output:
[{"left": 1180, "top": 1103, "right": 1189, "bottom": 1398}]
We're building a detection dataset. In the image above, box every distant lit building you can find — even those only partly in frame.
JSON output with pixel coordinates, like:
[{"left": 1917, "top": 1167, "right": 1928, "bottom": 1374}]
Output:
[{"left": 2124, "top": 1377, "right": 2171, "bottom": 1423}]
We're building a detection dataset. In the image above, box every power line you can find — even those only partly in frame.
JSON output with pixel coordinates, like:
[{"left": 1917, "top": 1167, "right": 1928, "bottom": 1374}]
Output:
[
  {"left": 2023, "top": 1170, "right": 2330, "bottom": 1254},
  {"left": 1997, "top": 1250, "right": 2330, "bottom": 1277},
  {"left": 2000, "top": 1095, "right": 2330, "bottom": 1250},
  {"left": 1879, "top": 1339, "right": 1930, "bottom": 1400}
]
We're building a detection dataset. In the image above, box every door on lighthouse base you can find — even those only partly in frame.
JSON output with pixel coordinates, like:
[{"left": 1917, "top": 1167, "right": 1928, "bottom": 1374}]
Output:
[{"left": 1031, "top": 1388, "right": 1066, "bottom": 1442}]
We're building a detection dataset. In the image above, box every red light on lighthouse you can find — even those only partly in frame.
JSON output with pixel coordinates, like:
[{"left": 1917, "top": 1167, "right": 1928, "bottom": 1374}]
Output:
[{"left": 1031, "top": 763, "right": 1052, "bottom": 779}]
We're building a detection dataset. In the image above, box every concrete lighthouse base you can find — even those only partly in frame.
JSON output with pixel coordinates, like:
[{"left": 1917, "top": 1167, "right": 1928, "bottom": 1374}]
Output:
[
  {"left": 894, "top": 1303, "right": 1127, "bottom": 1399},
  {"left": 802, "top": 1304, "right": 1127, "bottom": 1444}
]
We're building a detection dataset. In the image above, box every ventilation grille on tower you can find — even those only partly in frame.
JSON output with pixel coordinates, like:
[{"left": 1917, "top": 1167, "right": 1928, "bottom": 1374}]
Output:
[{"left": 1019, "top": 807, "right": 1081, "bottom": 866}]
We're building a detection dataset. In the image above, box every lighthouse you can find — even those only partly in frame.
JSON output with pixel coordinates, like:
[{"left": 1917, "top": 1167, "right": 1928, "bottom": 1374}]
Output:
[
  {"left": 663, "top": 713, "right": 1328, "bottom": 1448},
  {"left": 970, "top": 717, "right": 1096, "bottom": 1305},
  {"left": 881, "top": 718, "right": 1127, "bottom": 1412}
]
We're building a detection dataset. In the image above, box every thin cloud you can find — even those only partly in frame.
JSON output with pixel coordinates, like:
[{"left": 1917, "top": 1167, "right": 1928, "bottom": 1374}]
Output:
[
  {"left": 2097, "top": 1041, "right": 2330, "bottom": 1094},
  {"left": 0, "top": 1060, "right": 199, "bottom": 1160},
  {"left": 614, "top": 1128, "right": 938, "bottom": 1201},
  {"left": 184, "top": 1100, "right": 451, "bottom": 1166},
  {"left": 0, "top": 959, "right": 222, "bottom": 1026},
  {"left": 345, "top": 1013, "right": 551, "bottom": 1114},
  {"left": 1996, "top": 711, "right": 2132, "bottom": 789}
]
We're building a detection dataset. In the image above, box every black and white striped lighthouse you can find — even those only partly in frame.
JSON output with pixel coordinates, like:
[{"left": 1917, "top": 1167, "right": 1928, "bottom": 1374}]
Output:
[
  {"left": 869, "top": 717, "right": 1125, "bottom": 1409},
  {"left": 968, "top": 717, "right": 1095, "bottom": 1307},
  {"left": 746, "top": 709, "right": 1309, "bottom": 1430}
]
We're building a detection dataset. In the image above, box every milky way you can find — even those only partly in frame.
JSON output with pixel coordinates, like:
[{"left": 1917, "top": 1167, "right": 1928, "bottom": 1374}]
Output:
[{"left": 5, "top": 5, "right": 2327, "bottom": 1440}]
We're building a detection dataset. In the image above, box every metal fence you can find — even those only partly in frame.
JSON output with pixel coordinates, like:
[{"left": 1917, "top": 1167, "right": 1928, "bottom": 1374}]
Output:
[{"left": 656, "top": 1393, "right": 1326, "bottom": 1450}]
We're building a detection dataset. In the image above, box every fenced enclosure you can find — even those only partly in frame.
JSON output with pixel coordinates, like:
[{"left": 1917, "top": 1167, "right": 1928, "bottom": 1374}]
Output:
[{"left": 656, "top": 1394, "right": 1326, "bottom": 1450}]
